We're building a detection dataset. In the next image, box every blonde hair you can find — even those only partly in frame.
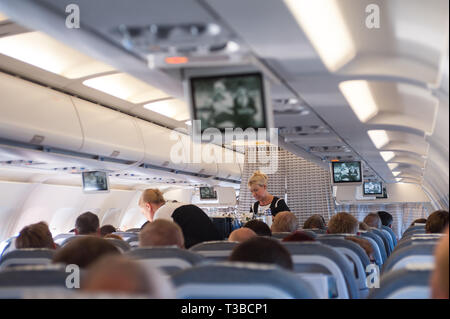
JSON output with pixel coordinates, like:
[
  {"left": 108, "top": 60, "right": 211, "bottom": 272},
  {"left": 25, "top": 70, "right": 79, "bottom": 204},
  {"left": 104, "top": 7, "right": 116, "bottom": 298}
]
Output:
[
  {"left": 139, "top": 189, "right": 165, "bottom": 206},
  {"left": 248, "top": 171, "right": 268, "bottom": 187},
  {"left": 271, "top": 211, "right": 299, "bottom": 233}
]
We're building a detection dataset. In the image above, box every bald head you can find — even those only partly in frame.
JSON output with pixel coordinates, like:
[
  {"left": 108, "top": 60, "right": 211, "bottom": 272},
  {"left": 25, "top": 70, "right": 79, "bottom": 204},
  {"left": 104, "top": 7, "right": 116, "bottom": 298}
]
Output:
[
  {"left": 139, "top": 219, "right": 184, "bottom": 249},
  {"left": 431, "top": 227, "right": 449, "bottom": 299},
  {"left": 271, "top": 211, "right": 298, "bottom": 233},
  {"left": 82, "top": 255, "right": 175, "bottom": 298},
  {"left": 228, "top": 228, "right": 257, "bottom": 243},
  {"left": 363, "top": 213, "right": 382, "bottom": 229}
]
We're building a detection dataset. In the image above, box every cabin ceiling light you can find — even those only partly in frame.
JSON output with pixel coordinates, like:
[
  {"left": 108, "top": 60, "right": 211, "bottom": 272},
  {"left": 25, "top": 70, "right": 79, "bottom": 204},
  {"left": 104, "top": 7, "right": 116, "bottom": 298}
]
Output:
[
  {"left": 392, "top": 171, "right": 401, "bottom": 177},
  {"left": 0, "top": 31, "right": 115, "bottom": 78},
  {"left": 339, "top": 81, "right": 378, "bottom": 122},
  {"left": 84, "top": 73, "right": 169, "bottom": 104},
  {"left": 395, "top": 178, "right": 403, "bottom": 182},
  {"left": 143, "top": 98, "right": 189, "bottom": 121},
  {"left": 0, "top": 12, "right": 8, "bottom": 22},
  {"left": 368, "top": 130, "right": 389, "bottom": 149},
  {"left": 380, "top": 151, "right": 395, "bottom": 162},
  {"left": 284, "top": 0, "right": 355, "bottom": 72},
  {"left": 388, "top": 163, "right": 399, "bottom": 171}
]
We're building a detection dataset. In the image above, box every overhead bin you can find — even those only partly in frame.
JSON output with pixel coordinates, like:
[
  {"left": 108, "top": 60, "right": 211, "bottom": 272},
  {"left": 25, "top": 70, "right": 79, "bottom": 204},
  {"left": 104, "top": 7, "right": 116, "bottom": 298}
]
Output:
[
  {"left": 71, "top": 97, "right": 145, "bottom": 162},
  {"left": 135, "top": 118, "right": 187, "bottom": 172},
  {"left": 0, "top": 72, "right": 83, "bottom": 151},
  {"left": 182, "top": 136, "right": 219, "bottom": 176},
  {"left": 217, "top": 150, "right": 243, "bottom": 180}
]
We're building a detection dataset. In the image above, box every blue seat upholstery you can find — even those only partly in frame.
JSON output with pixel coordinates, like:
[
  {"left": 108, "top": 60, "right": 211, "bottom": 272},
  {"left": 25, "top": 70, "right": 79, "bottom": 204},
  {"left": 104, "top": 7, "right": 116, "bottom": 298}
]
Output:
[
  {"left": 112, "top": 232, "right": 139, "bottom": 244},
  {"left": 368, "top": 267, "right": 432, "bottom": 299},
  {"left": 360, "top": 231, "right": 387, "bottom": 264},
  {"left": 53, "top": 233, "right": 75, "bottom": 246},
  {"left": 316, "top": 236, "right": 371, "bottom": 298},
  {"left": 382, "top": 226, "right": 397, "bottom": 246},
  {"left": 0, "top": 249, "right": 55, "bottom": 269},
  {"left": 381, "top": 229, "right": 395, "bottom": 253},
  {"left": 189, "top": 241, "right": 238, "bottom": 262},
  {"left": 371, "top": 228, "right": 391, "bottom": 257},
  {"left": 394, "top": 235, "right": 441, "bottom": 252},
  {"left": 300, "top": 229, "right": 319, "bottom": 238},
  {"left": 171, "top": 262, "right": 318, "bottom": 299},
  {"left": 382, "top": 243, "right": 436, "bottom": 274},
  {"left": 105, "top": 238, "right": 130, "bottom": 252},
  {"left": 402, "top": 225, "right": 426, "bottom": 238},
  {"left": 271, "top": 232, "right": 292, "bottom": 240},
  {"left": 282, "top": 242, "right": 359, "bottom": 299},
  {"left": 304, "top": 228, "right": 327, "bottom": 235},
  {"left": 126, "top": 247, "right": 204, "bottom": 275}
]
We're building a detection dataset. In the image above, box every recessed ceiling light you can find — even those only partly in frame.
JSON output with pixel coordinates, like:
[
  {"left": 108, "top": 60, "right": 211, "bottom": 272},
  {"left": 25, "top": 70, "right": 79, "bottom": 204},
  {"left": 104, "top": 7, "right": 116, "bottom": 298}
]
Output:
[
  {"left": 339, "top": 81, "right": 378, "bottom": 122},
  {"left": 392, "top": 171, "right": 401, "bottom": 177},
  {"left": 368, "top": 130, "right": 389, "bottom": 149},
  {"left": 380, "top": 151, "right": 395, "bottom": 162}
]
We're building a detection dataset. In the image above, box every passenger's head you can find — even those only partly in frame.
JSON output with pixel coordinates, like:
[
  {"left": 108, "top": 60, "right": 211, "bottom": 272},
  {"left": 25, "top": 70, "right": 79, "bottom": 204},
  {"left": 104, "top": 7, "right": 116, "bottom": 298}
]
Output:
[
  {"left": 229, "top": 237, "right": 293, "bottom": 270},
  {"left": 104, "top": 234, "right": 124, "bottom": 241},
  {"left": 359, "top": 222, "right": 371, "bottom": 231},
  {"left": 248, "top": 171, "right": 269, "bottom": 201},
  {"left": 303, "top": 214, "right": 327, "bottom": 230},
  {"left": 327, "top": 212, "right": 358, "bottom": 234},
  {"left": 75, "top": 212, "right": 100, "bottom": 235},
  {"left": 410, "top": 218, "right": 427, "bottom": 226},
  {"left": 82, "top": 255, "right": 175, "bottom": 298},
  {"left": 431, "top": 227, "right": 449, "bottom": 299},
  {"left": 282, "top": 230, "right": 315, "bottom": 242},
  {"left": 139, "top": 189, "right": 166, "bottom": 222},
  {"left": 228, "top": 228, "right": 257, "bottom": 243},
  {"left": 100, "top": 225, "right": 116, "bottom": 237},
  {"left": 139, "top": 219, "right": 184, "bottom": 249},
  {"left": 243, "top": 219, "right": 272, "bottom": 237},
  {"left": 377, "top": 211, "right": 393, "bottom": 228},
  {"left": 425, "top": 210, "right": 449, "bottom": 234},
  {"left": 15, "top": 221, "right": 55, "bottom": 249},
  {"left": 363, "top": 213, "right": 382, "bottom": 229},
  {"left": 271, "top": 211, "right": 298, "bottom": 233},
  {"left": 52, "top": 236, "right": 120, "bottom": 268},
  {"left": 345, "top": 236, "right": 374, "bottom": 262}
]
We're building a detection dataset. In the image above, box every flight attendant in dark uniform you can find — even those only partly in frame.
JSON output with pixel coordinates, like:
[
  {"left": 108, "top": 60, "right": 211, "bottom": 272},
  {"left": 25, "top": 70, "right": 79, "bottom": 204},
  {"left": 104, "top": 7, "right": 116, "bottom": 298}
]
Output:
[{"left": 248, "top": 171, "right": 290, "bottom": 227}]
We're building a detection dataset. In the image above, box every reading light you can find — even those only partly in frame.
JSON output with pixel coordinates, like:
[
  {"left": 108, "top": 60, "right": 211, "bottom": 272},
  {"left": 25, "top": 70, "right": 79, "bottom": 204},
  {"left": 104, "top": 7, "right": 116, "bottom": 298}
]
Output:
[
  {"left": 339, "top": 81, "right": 378, "bottom": 122},
  {"left": 284, "top": 0, "right": 355, "bottom": 72},
  {"left": 0, "top": 32, "right": 115, "bottom": 78},
  {"left": 368, "top": 130, "right": 389, "bottom": 149},
  {"left": 380, "top": 151, "right": 395, "bottom": 162},
  {"left": 83, "top": 73, "right": 169, "bottom": 103}
]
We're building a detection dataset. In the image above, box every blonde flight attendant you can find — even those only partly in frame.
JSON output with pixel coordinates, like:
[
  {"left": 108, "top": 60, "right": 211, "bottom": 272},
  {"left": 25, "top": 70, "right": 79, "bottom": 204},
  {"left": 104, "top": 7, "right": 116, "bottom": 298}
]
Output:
[{"left": 248, "top": 171, "right": 290, "bottom": 226}]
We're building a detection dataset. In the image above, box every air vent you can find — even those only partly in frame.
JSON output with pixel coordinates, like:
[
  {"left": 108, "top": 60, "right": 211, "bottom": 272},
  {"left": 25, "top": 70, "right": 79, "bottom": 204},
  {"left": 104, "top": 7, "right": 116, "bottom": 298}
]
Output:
[
  {"left": 308, "top": 145, "right": 351, "bottom": 153},
  {"left": 29, "top": 135, "right": 45, "bottom": 145},
  {"left": 279, "top": 126, "right": 330, "bottom": 136},
  {"left": 273, "top": 99, "right": 310, "bottom": 115}
]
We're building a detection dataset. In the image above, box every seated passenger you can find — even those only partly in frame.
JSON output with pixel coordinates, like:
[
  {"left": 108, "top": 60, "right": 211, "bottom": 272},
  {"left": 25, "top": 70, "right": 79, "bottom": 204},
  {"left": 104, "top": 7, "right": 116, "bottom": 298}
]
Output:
[
  {"left": 243, "top": 219, "right": 272, "bottom": 237},
  {"left": 410, "top": 218, "right": 427, "bottom": 226},
  {"left": 104, "top": 234, "right": 124, "bottom": 241},
  {"left": 377, "top": 211, "right": 393, "bottom": 228},
  {"left": 303, "top": 214, "right": 327, "bottom": 230},
  {"left": 15, "top": 221, "right": 56, "bottom": 249},
  {"left": 359, "top": 222, "right": 371, "bottom": 231},
  {"left": 282, "top": 230, "right": 315, "bottom": 242},
  {"left": 363, "top": 213, "right": 382, "bottom": 229},
  {"left": 228, "top": 227, "right": 257, "bottom": 243},
  {"left": 431, "top": 227, "right": 449, "bottom": 299},
  {"left": 81, "top": 255, "right": 175, "bottom": 298},
  {"left": 52, "top": 236, "right": 120, "bottom": 268},
  {"left": 345, "top": 236, "right": 375, "bottom": 262},
  {"left": 229, "top": 237, "right": 293, "bottom": 270},
  {"left": 100, "top": 224, "right": 117, "bottom": 237},
  {"left": 139, "top": 219, "right": 184, "bottom": 249},
  {"left": 139, "top": 189, "right": 221, "bottom": 248},
  {"left": 75, "top": 211, "right": 100, "bottom": 236},
  {"left": 425, "top": 210, "right": 449, "bottom": 233},
  {"left": 327, "top": 212, "right": 358, "bottom": 234},
  {"left": 271, "top": 211, "right": 298, "bottom": 233}
]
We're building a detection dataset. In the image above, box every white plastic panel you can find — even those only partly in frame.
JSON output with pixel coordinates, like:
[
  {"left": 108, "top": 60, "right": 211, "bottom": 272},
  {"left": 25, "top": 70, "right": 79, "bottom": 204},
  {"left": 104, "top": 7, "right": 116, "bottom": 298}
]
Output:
[
  {"left": 0, "top": 72, "right": 83, "bottom": 150},
  {"left": 181, "top": 136, "right": 218, "bottom": 176},
  {"left": 71, "top": 97, "right": 145, "bottom": 162},
  {"left": 135, "top": 118, "right": 187, "bottom": 171}
]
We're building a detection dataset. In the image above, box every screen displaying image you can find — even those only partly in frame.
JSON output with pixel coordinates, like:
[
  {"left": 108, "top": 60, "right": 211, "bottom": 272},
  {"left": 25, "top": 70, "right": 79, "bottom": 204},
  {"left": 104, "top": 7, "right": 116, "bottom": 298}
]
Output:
[
  {"left": 190, "top": 73, "right": 266, "bottom": 132},
  {"left": 82, "top": 171, "right": 109, "bottom": 192},
  {"left": 332, "top": 161, "right": 362, "bottom": 183},
  {"left": 363, "top": 181, "right": 383, "bottom": 195},
  {"left": 199, "top": 187, "right": 217, "bottom": 200}
]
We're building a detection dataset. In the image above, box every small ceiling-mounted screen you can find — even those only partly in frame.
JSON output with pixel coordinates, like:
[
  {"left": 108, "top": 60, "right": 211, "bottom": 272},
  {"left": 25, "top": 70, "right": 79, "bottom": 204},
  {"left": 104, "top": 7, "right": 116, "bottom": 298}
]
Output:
[{"left": 82, "top": 171, "right": 109, "bottom": 193}]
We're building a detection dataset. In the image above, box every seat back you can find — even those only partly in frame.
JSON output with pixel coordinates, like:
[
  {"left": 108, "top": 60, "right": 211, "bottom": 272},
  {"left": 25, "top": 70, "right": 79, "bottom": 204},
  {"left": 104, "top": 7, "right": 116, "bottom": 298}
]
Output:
[
  {"left": 316, "top": 237, "right": 371, "bottom": 298},
  {"left": 370, "top": 228, "right": 391, "bottom": 257},
  {"left": 382, "top": 243, "right": 436, "bottom": 274},
  {"left": 105, "top": 238, "right": 130, "bottom": 253},
  {"left": 189, "top": 241, "right": 238, "bottom": 261},
  {"left": 402, "top": 225, "right": 425, "bottom": 238},
  {"left": 394, "top": 235, "right": 442, "bottom": 252},
  {"left": 304, "top": 228, "right": 327, "bottom": 235},
  {"left": 382, "top": 226, "right": 397, "bottom": 246},
  {"left": 126, "top": 247, "right": 204, "bottom": 275},
  {"left": 171, "top": 262, "right": 318, "bottom": 299},
  {"left": 282, "top": 242, "right": 359, "bottom": 299},
  {"left": 357, "top": 235, "right": 382, "bottom": 267},
  {"left": 360, "top": 231, "right": 387, "bottom": 264},
  {"left": 53, "top": 234, "right": 75, "bottom": 246},
  {"left": 381, "top": 229, "right": 395, "bottom": 253},
  {"left": 0, "top": 264, "right": 71, "bottom": 298},
  {"left": 112, "top": 232, "right": 139, "bottom": 243},
  {"left": 0, "top": 249, "right": 55, "bottom": 269},
  {"left": 368, "top": 267, "right": 432, "bottom": 299}
]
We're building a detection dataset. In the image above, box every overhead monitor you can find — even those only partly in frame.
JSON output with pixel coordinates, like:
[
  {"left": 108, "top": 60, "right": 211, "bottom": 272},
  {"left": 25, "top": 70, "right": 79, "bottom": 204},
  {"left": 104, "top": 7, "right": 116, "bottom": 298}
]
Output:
[
  {"left": 331, "top": 161, "right": 362, "bottom": 185},
  {"left": 199, "top": 186, "right": 217, "bottom": 200},
  {"left": 82, "top": 171, "right": 109, "bottom": 193},
  {"left": 376, "top": 186, "right": 388, "bottom": 199},
  {"left": 188, "top": 72, "right": 269, "bottom": 133},
  {"left": 363, "top": 181, "right": 383, "bottom": 195}
]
